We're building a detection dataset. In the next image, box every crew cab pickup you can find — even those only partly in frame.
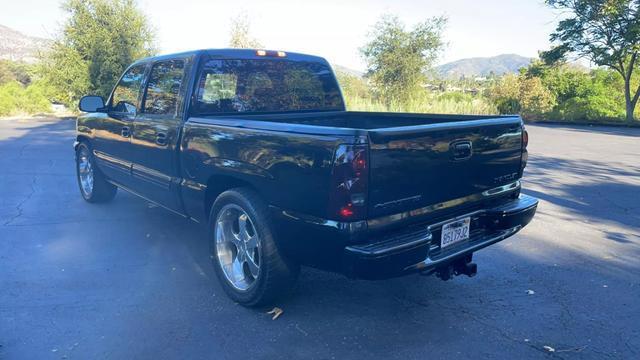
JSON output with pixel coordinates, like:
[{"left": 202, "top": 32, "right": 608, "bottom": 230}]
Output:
[{"left": 76, "top": 49, "right": 538, "bottom": 306}]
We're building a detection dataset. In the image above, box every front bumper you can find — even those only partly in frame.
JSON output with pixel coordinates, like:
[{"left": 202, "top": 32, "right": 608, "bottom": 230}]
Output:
[{"left": 343, "top": 194, "right": 538, "bottom": 280}]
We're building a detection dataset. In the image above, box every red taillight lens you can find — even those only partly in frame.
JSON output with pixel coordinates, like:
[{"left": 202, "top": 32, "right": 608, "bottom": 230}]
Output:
[
  {"left": 522, "top": 129, "right": 529, "bottom": 148},
  {"left": 329, "top": 144, "right": 368, "bottom": 220},
  {"left": 339, "top": 204, "right": 355, "bottom": 218}
]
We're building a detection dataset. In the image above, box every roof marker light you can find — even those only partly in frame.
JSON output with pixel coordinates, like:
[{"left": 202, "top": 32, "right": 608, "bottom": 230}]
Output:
[
  {"left": 256, "top": 50, "right": 267, "bottom": 56},
  {"left": 277, "top": 51, "right": 287, "bottom": 57}
]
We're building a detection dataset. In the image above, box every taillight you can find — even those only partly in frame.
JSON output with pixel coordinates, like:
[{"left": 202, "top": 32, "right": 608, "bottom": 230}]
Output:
[
  {"left": 328, "top": 144, "right": 368, "bottom": 220},
  {"left": 521, "top": 126, "right": 528, "bottom": 174}
]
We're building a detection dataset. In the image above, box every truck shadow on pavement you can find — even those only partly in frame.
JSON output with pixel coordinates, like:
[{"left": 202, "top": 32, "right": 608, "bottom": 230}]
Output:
[{"left": 524, "top": 154, "right": 640, "bottom": 231}]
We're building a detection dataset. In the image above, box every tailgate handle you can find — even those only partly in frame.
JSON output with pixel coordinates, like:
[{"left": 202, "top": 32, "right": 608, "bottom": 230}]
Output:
[{"left": 451, "top": 141, "right": 473, "bottom": 160}]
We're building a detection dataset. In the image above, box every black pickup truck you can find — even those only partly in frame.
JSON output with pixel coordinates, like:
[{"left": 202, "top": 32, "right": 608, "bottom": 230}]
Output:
[{"left": 76, "top": 49, "right": 537, "bottom": 306}]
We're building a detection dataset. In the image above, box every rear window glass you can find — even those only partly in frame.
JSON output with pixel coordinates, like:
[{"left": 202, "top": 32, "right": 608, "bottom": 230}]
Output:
[{"left": 193, "top": 58, "right": 344, "bottom": 114}]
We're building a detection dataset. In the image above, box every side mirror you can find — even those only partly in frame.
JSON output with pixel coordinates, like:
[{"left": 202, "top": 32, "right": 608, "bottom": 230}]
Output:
[{"left": 79, "top": 95, "right": 105, "bottom": 113}]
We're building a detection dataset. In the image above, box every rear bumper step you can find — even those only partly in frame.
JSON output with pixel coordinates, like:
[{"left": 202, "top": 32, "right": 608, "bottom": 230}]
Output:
[{"left": 343, "top": 194, "right": 538, "bottom": 280}]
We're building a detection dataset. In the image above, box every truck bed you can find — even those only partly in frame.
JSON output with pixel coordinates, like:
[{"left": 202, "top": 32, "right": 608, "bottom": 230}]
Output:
[
  {"left": 207, "top": 110, "right": 518, "bottom": 130},
  {"left": 186, "top": 111, "right": 524, "bottom": 222}
]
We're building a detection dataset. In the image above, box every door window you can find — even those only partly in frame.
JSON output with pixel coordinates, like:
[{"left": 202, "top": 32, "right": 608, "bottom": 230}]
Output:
[
  {"left": 143, "top": 60, "right": 185, "bottom": 116},
  {"left": 111, "top": 65, "right": 146, "bottom": 115}
]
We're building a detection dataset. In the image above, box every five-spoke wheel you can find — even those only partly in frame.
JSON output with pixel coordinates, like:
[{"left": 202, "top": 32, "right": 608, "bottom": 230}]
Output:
[
  {"left": 215, "top": 204, "right": 261, "bottom": 291},
  {"left": 75, "top": 142, "right": 117, "bottom": 203},
  {"left": 209, "top": 188, "right": 299, "bottom": 306},
  {"left": 77, "top": 146, "right": 94, "bottom": 198}
]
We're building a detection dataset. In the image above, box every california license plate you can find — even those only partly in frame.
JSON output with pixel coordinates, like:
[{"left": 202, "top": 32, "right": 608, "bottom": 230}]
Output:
[{"left": 440, "top": 217, "right": 471, "bottom": 249}]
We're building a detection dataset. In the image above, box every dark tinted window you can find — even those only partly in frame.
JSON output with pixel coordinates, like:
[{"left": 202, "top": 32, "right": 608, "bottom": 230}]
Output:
[
  {"left": 111, "top": 65, "right": 146, "bottom": 114},
  {"left": 144, "top": 60, "right": 185, "bottom": 116},
  {"left": 193, "top": 59, "right": 344, "bottom": 114}
]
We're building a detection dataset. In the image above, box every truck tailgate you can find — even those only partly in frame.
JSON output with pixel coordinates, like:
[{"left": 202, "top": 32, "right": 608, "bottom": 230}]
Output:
[{"left": 367, "top": 117, "right": 523, "bottom": 218}]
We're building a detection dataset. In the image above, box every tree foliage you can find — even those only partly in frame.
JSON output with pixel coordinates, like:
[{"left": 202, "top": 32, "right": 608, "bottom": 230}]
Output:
[
  {"left": 487, "top": 60, "right": 628, "bottom": 121},
  {"left": 228, "top": 12, "right": 264, "bottom": 49},
  {"left": 0, "top": 81, "right": 51, "bottom": 116},
  {"left": 361, "top": 14, "right": 446, "bottom": 105},
  {"left": 542, "top": 0, "right": 640, "bottom": 121},
  {"left": 335, "top": 70, "right": 371, "bottom": 102},
  {"left": 0, "top": 60, "right": 34, "bottom": 86},
  {"left": 39, "top": 0, "right": 156, "bottom": 106}
]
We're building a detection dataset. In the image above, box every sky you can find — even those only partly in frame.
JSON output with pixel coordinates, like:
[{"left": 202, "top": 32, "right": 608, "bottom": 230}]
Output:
[{"left": 0, "top": 0, "right": 562, "bottom": 71}]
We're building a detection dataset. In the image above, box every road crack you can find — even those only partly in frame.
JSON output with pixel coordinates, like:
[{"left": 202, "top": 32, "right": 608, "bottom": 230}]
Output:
[{"left": 3, "top": 176, "right": 38, "bottom": 226}]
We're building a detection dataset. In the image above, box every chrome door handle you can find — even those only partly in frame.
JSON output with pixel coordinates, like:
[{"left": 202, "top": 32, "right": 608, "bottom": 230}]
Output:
[
  {"left": 155, "top": 132, "right": 167, "bottom": 146},
  {"left": 451, "top": 140, "right": 473, "bottom": 160}
]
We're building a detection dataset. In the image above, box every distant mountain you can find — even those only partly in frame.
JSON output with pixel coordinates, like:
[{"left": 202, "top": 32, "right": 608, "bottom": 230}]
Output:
[
  {"left": 436, "top": 54, "right": 533, "bottom": 78},
  {"left": 0, "top": 24, "right": 51, "bottom": 63},
  {"left": 332, "top": 64, "right": 364, "bottom": 78}
]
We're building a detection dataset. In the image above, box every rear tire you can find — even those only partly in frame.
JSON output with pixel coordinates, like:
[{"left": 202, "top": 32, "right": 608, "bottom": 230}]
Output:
[
  {"left": 209, "top": 188, "right": 299, "bottom": 307},
  {"left": 75, "top": 142, "right": 117, "bottom": 203}
]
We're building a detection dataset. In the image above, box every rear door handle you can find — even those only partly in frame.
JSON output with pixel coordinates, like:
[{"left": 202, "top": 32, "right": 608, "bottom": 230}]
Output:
[
  {"left": 121, "top": 126, "right": 131, "bottom": 138},
  {"left": 451, "top": 140, "right": 473, "bottom": 160},
  {"left": 155, "top": 132, "right": 167, "bottom": 146}
]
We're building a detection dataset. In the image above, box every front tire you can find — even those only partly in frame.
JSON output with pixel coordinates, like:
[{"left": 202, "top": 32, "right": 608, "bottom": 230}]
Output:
[
  {"left": 209, "top": 188, "right": 299, "bottom": 307},
  {"left": 75, "top": 142, "right": 117, "bottom": 203}
]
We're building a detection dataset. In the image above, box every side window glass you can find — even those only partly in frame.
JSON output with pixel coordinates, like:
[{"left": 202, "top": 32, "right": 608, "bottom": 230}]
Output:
[
  {"left": 144, "top": 60, "right": 185, "bottom": 116},
  {"left": 111, "top": 65, "right": 146, "bottom": 114}
]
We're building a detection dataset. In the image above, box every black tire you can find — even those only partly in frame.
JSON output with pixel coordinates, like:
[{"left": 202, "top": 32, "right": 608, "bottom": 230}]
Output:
[
  {"left": 75, "top": 142, "right": 117, "bottom": 203},
  {"left": 208, "top": 188, "right": 299, "bottom": 307}
]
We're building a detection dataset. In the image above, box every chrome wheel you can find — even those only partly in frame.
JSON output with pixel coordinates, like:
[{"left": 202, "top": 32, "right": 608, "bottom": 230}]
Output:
[
  {"left": 215, "top": 204, "right": 261, "bottom": 291},
  {"left": 78, "top": 148, "right": 94, "bottom": 197}
]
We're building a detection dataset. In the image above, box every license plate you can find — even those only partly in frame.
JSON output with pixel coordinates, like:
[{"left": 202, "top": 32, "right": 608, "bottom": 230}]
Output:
[{"left": 440, "top": 217, "right": 471, "bottom": 249}]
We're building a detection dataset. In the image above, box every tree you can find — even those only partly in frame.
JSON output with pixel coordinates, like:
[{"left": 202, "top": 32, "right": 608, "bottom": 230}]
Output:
[
  {"left": 487, "top": 74, "right": 522, "bottom": 114},
  {"left": 542, "top": 0, "right": 640, "bottom": 121},
  {"left": 0, "top": 61, "right": 15, "bottom": 85},
  {"left": 40, "top": 0, "right": 155, "bottom": 105},
  {"left": 228, "top": 12, "right": 264, "bottom": 49},
  {"left": 361, "top": 14, "right": 446, "bottom": 105},
  {"left": 335, "top": 70, "right": 371, "bottom": 99},
  {"left": 519, "top": 76, "right": 556, "bottom": 120},
  {"left": 0, "top": 60, "right": 34, "bottom": 86},
  {"left": 487, "top": 73, "right": 556, "bottom": 119}
]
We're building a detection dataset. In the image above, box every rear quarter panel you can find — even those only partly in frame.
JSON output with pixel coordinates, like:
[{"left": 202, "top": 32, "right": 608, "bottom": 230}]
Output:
[{"left": 179, "top": 118, "right": 354, "bottom": 221}]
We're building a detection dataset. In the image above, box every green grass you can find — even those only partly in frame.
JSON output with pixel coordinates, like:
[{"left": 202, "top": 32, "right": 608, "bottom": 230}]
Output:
[{"left": 343, "top": 91, "right": 499, "bottom": 115}]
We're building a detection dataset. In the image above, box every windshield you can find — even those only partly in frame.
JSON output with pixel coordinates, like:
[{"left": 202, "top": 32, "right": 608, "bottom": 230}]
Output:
[{"left": 192, "top": 58, "right": 344, "bottom": 115}]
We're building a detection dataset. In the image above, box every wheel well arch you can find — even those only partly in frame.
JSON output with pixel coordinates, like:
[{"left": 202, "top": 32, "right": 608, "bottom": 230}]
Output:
[
  {"left": 204, "top": 175, "right": 256, "bottom": 216},
  {"left": 75, "top": 135, "right": 91, "bottom": 149}
]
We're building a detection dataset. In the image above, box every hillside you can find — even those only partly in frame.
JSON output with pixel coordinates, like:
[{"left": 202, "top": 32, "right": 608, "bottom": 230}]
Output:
[
  {"left": 0, "top": 24, "right": 50, "bottom": 63},
  {"left": 332, "top": 64, "right": 364, "bottom": 78},
  {"left": 436, "top": 54, "right": 533, "bottom": 78}
]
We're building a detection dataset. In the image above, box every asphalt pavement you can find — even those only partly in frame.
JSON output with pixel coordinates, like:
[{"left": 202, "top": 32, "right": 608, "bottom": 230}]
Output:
[{"left": 1, "top": 117, "right": 638, "bottom": 359}]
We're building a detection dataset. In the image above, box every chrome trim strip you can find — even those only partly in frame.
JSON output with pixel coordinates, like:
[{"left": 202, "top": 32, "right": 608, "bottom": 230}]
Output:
[
  {"left": 93, "top": 151, "right": 132, "bottom": 173},
  {"left": 345, "top": 194, "right": 537, "bottom": 257},
  {"left": 106, "top": 179, "right": 188, "bottom": 219},
  {"left": 346, "top": 232, "right": 433, "bottom": 256},
  {"left": 131, "top": 164, "right": 172, "bottom": 189},
  {"left": 482, "top": 180, "right": 520, "bottom": 197},
  {"left": 367, "top": 181, "right": 521, "bottom": 230}
]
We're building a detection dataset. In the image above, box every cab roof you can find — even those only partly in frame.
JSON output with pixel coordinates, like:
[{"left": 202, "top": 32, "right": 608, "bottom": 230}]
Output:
[{"left": 132, "top": 48, "right": 328, "bottom": 66}]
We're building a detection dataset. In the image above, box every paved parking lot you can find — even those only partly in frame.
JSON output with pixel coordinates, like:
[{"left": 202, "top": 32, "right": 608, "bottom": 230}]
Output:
[{"left": 1, "top": 117, "right": 639, "bottom": 359}]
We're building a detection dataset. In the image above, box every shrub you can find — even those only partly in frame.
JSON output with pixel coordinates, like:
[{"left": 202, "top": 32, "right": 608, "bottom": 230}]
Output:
[
  {"left": 0, "top": 81, "right": 52, "bottom": 116},
  {"left": 342, "top": 89, "right": 497, "bottom": 115}
]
